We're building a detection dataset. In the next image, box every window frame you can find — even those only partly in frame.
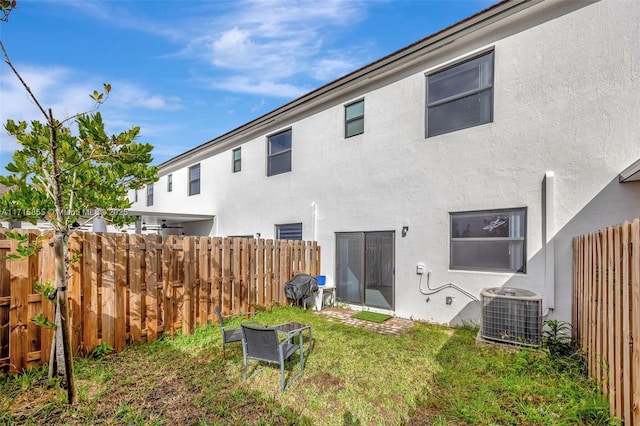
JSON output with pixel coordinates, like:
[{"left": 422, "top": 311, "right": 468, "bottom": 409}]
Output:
[
  {"left": 167, "top": 174, "right": 173, "bottom": 192},
  {"left": 344, "top": 99, "right": 364, "bottom": 138},
  {"left": 426, "top": 49, "right": 494, "bottom": 138},
  {"left": 188, "top": 164, "right": 201, "bottom": 196},
  {"left": 275, "top": 223, "right": 302, "bottom": 241},
  {"left": 449, "top": 207, "right": 526, "bottom": 273},
  {"left": 232, "top": 147, "right": 241, "bottom": 173},
  {"left": 146, "top": 184, "right": 154, "bottom": 207},
  {"left": 267, "top": 128, "right": 292, "bottom": 177}
]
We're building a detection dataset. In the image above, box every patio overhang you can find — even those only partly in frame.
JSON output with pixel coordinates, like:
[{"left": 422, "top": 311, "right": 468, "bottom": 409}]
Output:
[
  {"left": 127, "top": 210, "right": 215, "bottom": 234},
  {"left": 619, "top": 159, "right": 640, "bottom": 183}
]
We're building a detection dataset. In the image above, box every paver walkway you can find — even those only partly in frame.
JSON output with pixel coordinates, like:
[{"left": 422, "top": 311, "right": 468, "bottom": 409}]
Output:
[{"left": 315, "top": 307, "right": 414, "bottom": 336}]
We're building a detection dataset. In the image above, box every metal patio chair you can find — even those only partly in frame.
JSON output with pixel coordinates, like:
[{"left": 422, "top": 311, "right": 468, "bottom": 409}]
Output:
[
  {"left": 241, "top": 324, "right": 305, "bottom": 392},
  {"left": 213, "top": 305, "right": 259, "bottom": 360}
]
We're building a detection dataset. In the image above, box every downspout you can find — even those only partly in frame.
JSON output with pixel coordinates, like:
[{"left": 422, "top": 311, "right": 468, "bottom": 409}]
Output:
[
  {"left": 310, "top": 202, "right": 317, "bottom": 241},
  {"left": 543, "top": 171, "right": 555, "bottom": 315}
]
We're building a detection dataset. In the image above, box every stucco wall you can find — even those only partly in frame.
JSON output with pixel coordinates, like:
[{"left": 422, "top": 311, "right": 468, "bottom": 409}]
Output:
[{"left": 130, "top": 0, "right": 640, "bottom": 325}]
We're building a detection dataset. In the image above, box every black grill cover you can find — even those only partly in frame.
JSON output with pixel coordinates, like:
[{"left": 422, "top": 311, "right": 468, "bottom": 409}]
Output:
[{"left": 284, "top": 274, "right": 318, "bottom": 301}]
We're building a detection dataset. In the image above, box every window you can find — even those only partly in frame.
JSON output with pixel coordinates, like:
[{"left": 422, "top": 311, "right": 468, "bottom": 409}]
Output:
[
  {"left": 233, "top": 148, "right": 241, "bottom": 173},
  {"left": 275, "top": 223, "right": 302, "bottom": 241},
  {"left": 426, "top": 50, "right": 494, "bottom": 137},
  {"left": 134, "top": 189, "right": 138, "bottom": 203},
  {"left": 189, "top": 164, "right": 200, "bottom": 196},
  {"left": 345, "top": 99, "right": 364, "bottom": 138},
  {"left": 146, "top": 184, "right": 154, "bottom": 206},
  {"left": 450, "top": 207, "right": 526, "bottom": 273},
  {"left": 167, "top": 174, "right": 173, "bottom": 192},
  {"left": 267, "top": 129, "right": 291, "bottom": 176}
]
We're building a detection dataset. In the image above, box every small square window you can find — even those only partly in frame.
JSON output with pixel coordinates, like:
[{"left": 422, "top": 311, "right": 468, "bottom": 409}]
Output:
[
  {"left": 450, "top": 207, "right": 526, "bottom": 273},
  {"left": 146, "top": 184, "right": 154, "bottom": 206},
  {"left": 426, "top": 50, "right": 494, "bottom": 137},
  {"left": 189, "top": 164, "right": 200, "bottom": 196},
  {"left": 233, "top": 148, "right": 241, "bottom": 173},
  {"left": 345, "top": 99, "right": 364, "bottom": 138},
  {"left": 267, "top": 129, "right": 292, "bottom": 176},
  {"left": 275, "top": 223, "right": 302, "bottom": 241},
  {"left": 167, "top": 174, "right": 173, "bottom": 192}
]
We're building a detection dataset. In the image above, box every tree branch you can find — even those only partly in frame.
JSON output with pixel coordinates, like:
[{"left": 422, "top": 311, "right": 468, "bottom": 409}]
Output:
[{"left": 0, "top": 40, "right": 49, "bottom": 121}]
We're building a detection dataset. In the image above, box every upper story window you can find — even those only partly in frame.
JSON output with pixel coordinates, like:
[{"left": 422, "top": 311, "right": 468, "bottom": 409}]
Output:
[
  {"left": 233, "top": 147, "right": 241, "bottom": 173},
  {"left": 450, "top": 207, "right": 526, "bottom": 273},
  {"left": 426, "top": 50, "right": 494, "bottom": 137},
  {"left": 189, "top": 164, "right": 200, "bottom": 196},
  {"left": 167, "top": 174, "right": 173, "bottom": 192},
  {"left": 134, "top": 189, "right": 138, "bottom": 203},
  {"left": 275, "top": 223, "right": 302, "bottom": 241},
  {"left": 146, "top": 184, "right": 154, "bottom": 206},
  {"left": 267, "top": 129, "right": 292, "bottom": 176},
  {"left": 345, "top": 99, "right": 364, "bottom": 138}
]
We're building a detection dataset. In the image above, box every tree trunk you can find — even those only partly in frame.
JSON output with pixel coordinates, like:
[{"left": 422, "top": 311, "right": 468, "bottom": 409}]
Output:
[{"left": 54, "top": 232, "right": 76, "bottom": 404}]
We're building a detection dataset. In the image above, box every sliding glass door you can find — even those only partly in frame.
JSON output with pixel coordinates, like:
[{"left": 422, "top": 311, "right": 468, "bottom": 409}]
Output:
[{"left": 336, "top": 231, "right": 394, "bottom": 310}]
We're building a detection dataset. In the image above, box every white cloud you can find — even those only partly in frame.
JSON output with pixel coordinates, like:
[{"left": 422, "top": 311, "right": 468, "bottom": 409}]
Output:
[
  {"left": 108, "top": 83, "right": 183, "bottom": 111},
  {"left": 207, "top": 75, "right": 307, "bottom": 99},
  {"left": 180, "top": 0, "right": 368, "bottom": 97}
]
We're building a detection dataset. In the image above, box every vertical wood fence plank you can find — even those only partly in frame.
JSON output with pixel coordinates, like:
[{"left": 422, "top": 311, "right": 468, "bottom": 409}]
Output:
[
  {"left": 8, "top": 230, "right": 31, "bottom": 373},
  {"left": 256, "top": 239, "right": 265, "bottom": 307},
  {"left": 240, "top": 238, "right": 249, "bottom": 313},
  {"left": 25, "top": 231, "right": 39, "bottom": 369},
  {"left": 162, "top": 235, "right": 175, "bottom": 337},
  {"left": 39, "top": 231, "right": 55, "bottom": 365},
  {"left": 82, "top": 232, "right": 99, "bottom": 354},
  {"left": 248, "top": 238, "right": 256, "bottom": 309},
  {"left": 114, "top": 234, "right": 127, "bottom": 352},
  {"left": 232, "top": 238, "right": 241, "bottom": 313},
  {"left": 622, "top": 222, "right": 632, "bottom": 424},
  {"left": 265, "top": 240, "right": 274, "bottom": 305},
  {"left": 631, "top": 219, "right": 640, "bottom": 424},
  {"left": 210, "top": 237, "right": 222, "bottom": 317},
  {"left": 606, "top": 227, "right": 616, "bottom": 415},
  {"left": 68, "top": 233, "right": 83, "bottom": 356},
  {"left": 182, "top": 236, "right": 195, "bottom": 335},
  {"left": 572, "top": 238, "right": 580, "bottom": 341},
  {"left": 101, "top": 234, "right": 116, "bottom": 349},
  {"left": 222, "top": 238, "right": 232, "bottom": 315},
  {"left": 273, "top": 241, "right": 282, "bottom": 304},
  {"left": 146, "top": 235, "right": 159, "bottom": 342},
  {"left": 613, "top": 225, "right": 623, "bottom": 422},
  {"left": 128, "top": 234, "right": 142, "bottom": 343},
  {"left": 199, "top": 236, "right": 210, "bottom": 325}
]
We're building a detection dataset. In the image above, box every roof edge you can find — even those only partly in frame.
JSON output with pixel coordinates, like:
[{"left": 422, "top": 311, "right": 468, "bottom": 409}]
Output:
[
  {"left": 158, "top": 0, "right": 535, "bottom": 173},
  {"left": 620, "top": 159, "right": 640, "bottom": 183}
]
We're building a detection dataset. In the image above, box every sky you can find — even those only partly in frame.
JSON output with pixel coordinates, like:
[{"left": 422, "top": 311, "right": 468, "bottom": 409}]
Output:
[{"left": 0, "top": 0, "right": 496, "bottom": 172}]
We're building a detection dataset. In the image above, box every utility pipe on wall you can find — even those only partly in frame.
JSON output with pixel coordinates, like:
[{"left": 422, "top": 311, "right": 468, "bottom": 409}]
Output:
[{"left": 543, "top": 171, "right": 555, "bottom": 312}]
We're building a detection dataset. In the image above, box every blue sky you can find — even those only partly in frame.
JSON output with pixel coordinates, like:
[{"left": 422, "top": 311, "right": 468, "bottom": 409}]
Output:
[{"left": 0, "top": 0, "right": 495, "bottom": 172}]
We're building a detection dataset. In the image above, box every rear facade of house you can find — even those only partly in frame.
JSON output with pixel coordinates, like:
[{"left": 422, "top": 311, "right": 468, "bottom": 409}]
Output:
[{"left": 128, "top": 0, "right": 640, "bottom": 326}]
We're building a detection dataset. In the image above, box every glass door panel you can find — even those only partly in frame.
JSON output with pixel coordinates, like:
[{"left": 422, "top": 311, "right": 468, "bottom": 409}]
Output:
[
  {"left": 364, "top": 232, "right": 394, "bottom": 310},
  {"left": 336, "top": 233, "right": 364, "bottom": 304}
]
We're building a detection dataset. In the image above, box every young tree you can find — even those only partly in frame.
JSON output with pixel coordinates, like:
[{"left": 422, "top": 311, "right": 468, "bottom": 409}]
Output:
[{"left": 0, "top": 15, "right": 158, "bottom": 402}]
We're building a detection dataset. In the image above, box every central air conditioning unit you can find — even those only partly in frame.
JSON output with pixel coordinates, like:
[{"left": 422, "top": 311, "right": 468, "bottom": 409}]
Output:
[{"left": 480, "top": 287, "right": 542, "bottom": 347}]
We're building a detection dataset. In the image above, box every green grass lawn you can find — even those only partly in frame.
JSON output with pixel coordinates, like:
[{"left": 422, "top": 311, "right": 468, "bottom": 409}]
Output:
[{"left": 0, "top": 306, "right": 615, "bottom": 425}]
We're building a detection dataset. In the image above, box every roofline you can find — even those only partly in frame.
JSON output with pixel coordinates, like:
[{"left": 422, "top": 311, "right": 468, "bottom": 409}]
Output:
[
  {"left": 158, "top": 0, "right": 537, "bottom": 173},
  {"left": 620, "top": 159, "right": 640, "bottom": 183}
]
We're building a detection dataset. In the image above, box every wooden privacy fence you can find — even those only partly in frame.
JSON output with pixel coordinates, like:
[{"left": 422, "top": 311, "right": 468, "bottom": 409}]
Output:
[
  {"left": 573, "top": 218, "right": 640, "bottom": 425},
  {"left": 0, "top": 230, "right": 321, "bottom": 373}
]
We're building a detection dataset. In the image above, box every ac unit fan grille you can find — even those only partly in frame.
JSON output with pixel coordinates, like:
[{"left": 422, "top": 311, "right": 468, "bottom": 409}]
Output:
[{"left": 481, "top": 289, "right": 542, "bottom": 347}]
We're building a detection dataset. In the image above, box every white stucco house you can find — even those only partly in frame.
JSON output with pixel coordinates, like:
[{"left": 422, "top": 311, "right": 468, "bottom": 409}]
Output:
[{"left": 128, "top": 0, "right": 640, "bottom": 328}]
